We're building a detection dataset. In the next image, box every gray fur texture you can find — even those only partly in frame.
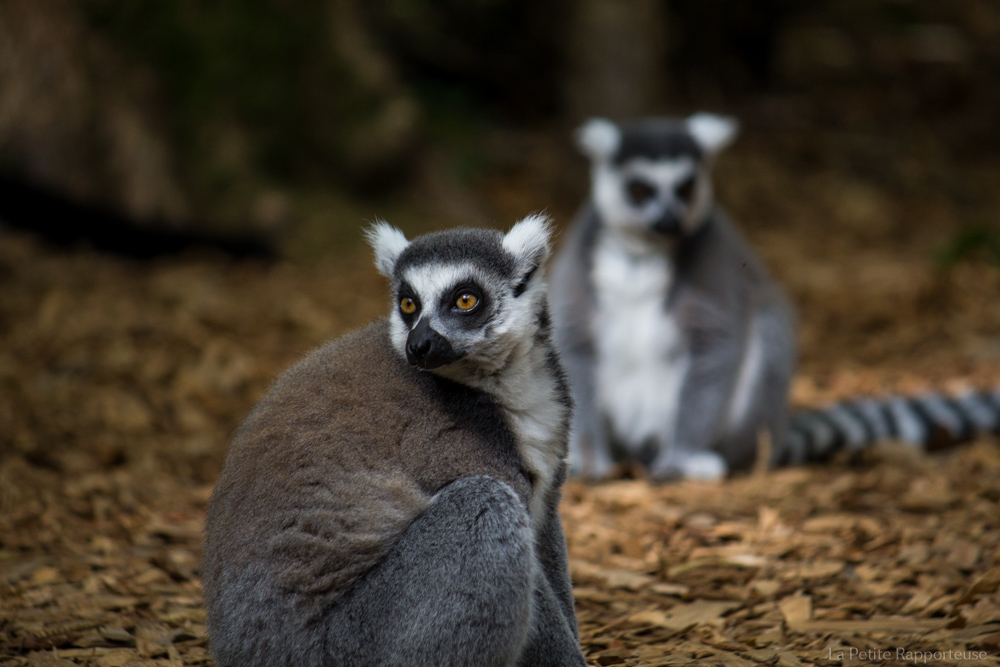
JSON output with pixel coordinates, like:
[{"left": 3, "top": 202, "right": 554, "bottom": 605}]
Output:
[
  {"left": 550, "top": 115, "right": 796, "bottom": 480},
  {"left": 203, "top": 220, "right": 585, "bottom": 666}
]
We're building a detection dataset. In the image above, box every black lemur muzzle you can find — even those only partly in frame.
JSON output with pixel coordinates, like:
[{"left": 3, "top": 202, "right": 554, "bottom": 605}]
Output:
[{"left": 406, "top": 318, "right": 462, "bottom": 370}]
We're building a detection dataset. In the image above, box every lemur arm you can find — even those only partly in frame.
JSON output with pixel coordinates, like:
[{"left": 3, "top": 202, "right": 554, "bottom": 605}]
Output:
[
  {"left": 549, "top": 211, "right": 615, "bottom": 479},
  {"left": 649, "top": 291, "right": 742, "bottom": 480}
]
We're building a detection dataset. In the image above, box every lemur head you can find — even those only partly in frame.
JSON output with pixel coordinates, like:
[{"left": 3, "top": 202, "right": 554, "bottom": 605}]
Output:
[
  {"left": 577, "top": 113, "right": 738, "bottom": 244},
  {"left": 365, "top": 215, "right": 553, "bottom": 384}
]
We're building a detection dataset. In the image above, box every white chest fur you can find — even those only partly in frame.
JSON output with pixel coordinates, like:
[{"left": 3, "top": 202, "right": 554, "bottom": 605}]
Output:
[
  {"left": 591, "top": 236, "right": 688, "bottom": 453},
  {"left": 470, "top": 340, "right": 567, "bottom": 532}
]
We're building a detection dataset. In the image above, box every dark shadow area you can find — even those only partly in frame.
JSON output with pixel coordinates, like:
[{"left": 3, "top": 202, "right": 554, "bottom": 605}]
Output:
[{"left": 0, "top": 177, "right": 276, "bottom": 260}]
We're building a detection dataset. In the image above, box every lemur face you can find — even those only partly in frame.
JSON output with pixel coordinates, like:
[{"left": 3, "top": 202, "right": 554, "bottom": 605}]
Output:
[
  {"left": 577, "top": 114, "right": 738, "bottom": 245},
  {"left": 366, "top": 216, "right": 552, "bottom": 381}
]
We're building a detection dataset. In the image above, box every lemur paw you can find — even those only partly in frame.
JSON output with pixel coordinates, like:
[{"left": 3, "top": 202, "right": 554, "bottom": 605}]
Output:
[{"left": 650, "top": 450, "right": 728, "bottom": 482}]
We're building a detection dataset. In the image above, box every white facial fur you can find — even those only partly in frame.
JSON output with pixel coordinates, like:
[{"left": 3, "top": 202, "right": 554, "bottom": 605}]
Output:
[
  {"left": 579, "top": 114, "right": 739, "bottom": 247},
  {"left": 390, "top": 261, "right": 501, "bottom": 376},
  {"left": 592, "top": 157, "right": 712, "bottom": 242},
  {"left": 366, "top": 216, "right": 553, "bottom": 385}
]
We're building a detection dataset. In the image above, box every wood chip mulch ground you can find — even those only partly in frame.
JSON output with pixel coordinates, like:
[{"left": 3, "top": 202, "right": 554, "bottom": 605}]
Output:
[{"left": 1, "top": 217, "right": 998, "bottom": 667}]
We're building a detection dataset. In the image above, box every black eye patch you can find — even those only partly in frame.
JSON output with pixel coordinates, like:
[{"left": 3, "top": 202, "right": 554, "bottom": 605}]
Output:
[
  {"left": 675, "top": 175, "right": 696, "bottom": 204},
  {"left": 513, "top": 265, "right": 537, "bottom": 297},
  {"left": 625, "top": 179, "right": 657, "bottom": 206}
]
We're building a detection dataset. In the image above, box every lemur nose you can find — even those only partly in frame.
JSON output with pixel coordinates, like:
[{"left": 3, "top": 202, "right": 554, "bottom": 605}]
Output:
[
  {"left": 405, "top": 319, "right": 461, "bottom": 370},
  {"left": 407, "top": 337, "right": 431, "bottom": 359},
  {"left": 652, "top": 214, "right": 681, "bottom": 236}
]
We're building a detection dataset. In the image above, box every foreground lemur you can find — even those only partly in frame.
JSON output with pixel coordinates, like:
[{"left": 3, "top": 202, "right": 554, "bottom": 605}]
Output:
[
  {"left": 550, "top": 115, "right": 1000, "bottom": 480},
  {"left": 203, "top": 216, "right": 586, "bottom": 667}
]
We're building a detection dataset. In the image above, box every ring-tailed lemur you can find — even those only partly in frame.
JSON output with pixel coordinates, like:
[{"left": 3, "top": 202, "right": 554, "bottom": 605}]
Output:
[
  {"left": 550, "top": 115, "right": 1000, "bottom": 480},
  {"left": 204, "top": 216, "right": 586, "bottom": 667}
]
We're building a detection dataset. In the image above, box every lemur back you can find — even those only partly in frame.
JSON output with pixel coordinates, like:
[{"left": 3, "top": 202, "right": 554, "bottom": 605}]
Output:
[
  {"left": 550, "top": 115, "right": 796, "bottom": 479},
  {"left": 203, "top": 217, "right": 586, "bottom": 667}
]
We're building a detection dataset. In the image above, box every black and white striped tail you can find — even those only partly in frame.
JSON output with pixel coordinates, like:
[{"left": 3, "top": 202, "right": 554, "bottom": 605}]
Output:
[{"left": 774, "top": 389, "right": 1000, "bottom": 466}]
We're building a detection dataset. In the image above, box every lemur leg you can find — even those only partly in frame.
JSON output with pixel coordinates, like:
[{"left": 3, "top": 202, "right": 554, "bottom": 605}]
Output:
[
  {"left": 532, "top": 472, "right": 579, "bottom": 634},
  {"left": 517, "top": 571, "right": 587, "bottom": 667},
  {"left": 325, "top": 475, "right": 538, "bottom": 667},
  {"left": 715, "top": 307, "right": 796, "bottom": 471},
  {"left": 561, "top": 344, "right": 616, "bottom": 479},
  {"left": 210, "top": 476, "right": 538, "bottom": 667},
  {"left": 519, "top": 470, "right": 586, "bottom": 666},
  {"left": 648, "top": 305, "right": 742, "bottom": 481}
]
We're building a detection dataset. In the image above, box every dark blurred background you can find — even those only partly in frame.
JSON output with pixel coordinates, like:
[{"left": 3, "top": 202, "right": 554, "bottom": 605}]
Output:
[{"left": 1, "top": 0, "right": 997, "bottom": 261}]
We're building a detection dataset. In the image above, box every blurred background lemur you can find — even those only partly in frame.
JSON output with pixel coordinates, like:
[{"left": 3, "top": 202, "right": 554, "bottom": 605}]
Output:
[
  {"left": 550, "top": 115, "right": 796, "bottom": 480},
  {"left": 550, "top": 116, "right": 1000, "bottom": 481}
]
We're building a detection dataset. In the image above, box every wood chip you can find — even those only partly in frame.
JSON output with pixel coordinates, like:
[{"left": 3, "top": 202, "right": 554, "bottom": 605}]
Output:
[
  {"left": 26, "top": 653, "right": 76, "bottom": 667},
  {"left": 94, "top": 650, "right": 137, "bottom": 667},
  {"left": 98, "top": 627, "right": 134, "bottom": 646},
  {"left": 629, "top": 600, "right": 740, "bottom": 631},
  {"left": 650, "top": 583, "right": 692, "bottom": 597},
  {"left": 958, "top": 566, "right": 1000, "bottom": 605},
  {"left": 792, "top": 617, "right": 948, "bottom": 633},
  {"left": 570, "top": 560, "right": 653, "bottom": 591},
  {"left": 779, "top": 593, "right": 813, "bottom": 629}
]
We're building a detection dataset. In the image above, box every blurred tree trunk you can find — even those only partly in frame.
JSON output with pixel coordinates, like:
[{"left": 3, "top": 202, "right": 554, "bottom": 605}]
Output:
[
  {"left": 0, "top": 0, "right": 190, "bottom": 225},
  {"left": 563, "top": 0, "right": 670, "bottom": 121},
  {"left": 326, "top": 0, "right": 421, "bottom": 187}
]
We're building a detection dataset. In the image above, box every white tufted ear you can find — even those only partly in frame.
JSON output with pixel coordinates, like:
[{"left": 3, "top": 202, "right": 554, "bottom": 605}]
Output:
[
  {"left": 687, "top": 113, "right": 739, "bottom": 156},
  {"left": 363, "top": 220, "right": 410, "bottom": 278},
  {"left": 575, "top": 118, "right": 621, "bottom": 163},
  {"left": 503, "top": 214, "right": 553, "bottom": 277}
]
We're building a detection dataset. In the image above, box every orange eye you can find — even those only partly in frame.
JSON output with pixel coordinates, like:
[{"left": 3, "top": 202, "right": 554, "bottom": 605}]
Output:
[
  {"left": 400, "top": 297, "right": 417, "bottom": 314},
  {"left": 455, "top": 293, "right": 478, "bottom": 310}
]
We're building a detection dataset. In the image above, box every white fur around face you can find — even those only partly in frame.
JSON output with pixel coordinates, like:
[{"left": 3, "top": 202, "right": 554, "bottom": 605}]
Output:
[
  {"left": 483, "top": 309, "right": 567, "bottom": 531},
  {"left": 687, "top": 113, "right": 739, "bottom": 156},
  {"left": 389, "top": 262, "right": 489, "bottom": 362},
  {"left": 591, "top": 234, "right": 688, "bottom": 455},
  {"left": 389, "top": 255, "right": 549, "bottom": 384},
  {"left": 592, "top": 157, "right": 712, "bottom": 241},
  {"left": 364, "top": 221, "right": 410, "bottom": 278},
  {"left": 576, "top": 118, "right": 621, "bottom": 162}
]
